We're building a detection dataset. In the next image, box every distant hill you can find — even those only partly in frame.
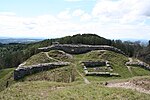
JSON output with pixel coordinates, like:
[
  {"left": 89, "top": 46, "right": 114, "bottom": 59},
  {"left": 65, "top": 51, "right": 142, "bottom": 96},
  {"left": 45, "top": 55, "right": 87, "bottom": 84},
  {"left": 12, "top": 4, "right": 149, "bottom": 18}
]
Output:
[{"left": 0, "top": 38, "right": 43, "bottom": 44}]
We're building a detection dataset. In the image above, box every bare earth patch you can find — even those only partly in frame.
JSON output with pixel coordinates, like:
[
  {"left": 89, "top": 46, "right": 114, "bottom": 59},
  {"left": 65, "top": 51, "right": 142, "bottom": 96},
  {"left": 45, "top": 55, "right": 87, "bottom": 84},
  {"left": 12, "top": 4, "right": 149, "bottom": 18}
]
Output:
[{"left": 106, "top": 79, "right": 150, "bottom": 94}]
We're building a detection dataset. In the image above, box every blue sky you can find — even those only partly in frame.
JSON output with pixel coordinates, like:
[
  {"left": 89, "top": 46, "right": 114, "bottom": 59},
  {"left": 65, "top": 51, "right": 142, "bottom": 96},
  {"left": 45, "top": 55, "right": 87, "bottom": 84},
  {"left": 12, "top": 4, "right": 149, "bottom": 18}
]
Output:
[
  {"left": 0, "top": 0, "right": 150, "bottom": 40},
  {"left": 0, "top": 0, "right": 95, "bottom": 17}
]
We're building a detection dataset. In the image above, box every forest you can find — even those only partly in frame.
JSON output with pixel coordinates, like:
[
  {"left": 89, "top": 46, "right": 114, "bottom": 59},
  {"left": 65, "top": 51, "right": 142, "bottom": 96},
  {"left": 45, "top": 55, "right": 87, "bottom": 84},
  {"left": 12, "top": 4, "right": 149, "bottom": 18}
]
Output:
[{"left": 0, "top": 34, "right": 149, "bottom": 69}]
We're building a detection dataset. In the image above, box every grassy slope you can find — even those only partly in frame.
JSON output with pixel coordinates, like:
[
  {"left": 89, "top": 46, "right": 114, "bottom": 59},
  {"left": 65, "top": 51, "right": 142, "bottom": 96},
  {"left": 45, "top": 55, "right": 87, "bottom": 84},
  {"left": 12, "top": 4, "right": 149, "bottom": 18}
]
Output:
[
  {"left": 0, "top": 81, "right": 150, "bottom": 100},
  {"left": 0, "top": 68, "right": 15, "bottom": 92},
  {"left": 22, "top": 50, "right": 81, "bottom": 83},
  {"left": 23, "top": 65, "right": 81, "bottom": 83},
  {"left": 48, "top": 50, "right": 73, "bottom": 62},
  {"left": 23, "top": 50, "right": 149, "bottom": 83},
  {"left": 24, "top": 52, "right": 56, "bottom": 66},
  {"left": 0, "top": 50, "right": 150, "bottom": 99},
  {"left": 131, "top": 67, "right": 150, "bottom": 76},
  {"left": 0, "top": 68, "right": 14, "bottom": 79},
  {"left": 73, "top": 50, "right": 150, "bottom": 81},
  {"left": 24, "top": 50, "right": 72, "bottom": 66}
]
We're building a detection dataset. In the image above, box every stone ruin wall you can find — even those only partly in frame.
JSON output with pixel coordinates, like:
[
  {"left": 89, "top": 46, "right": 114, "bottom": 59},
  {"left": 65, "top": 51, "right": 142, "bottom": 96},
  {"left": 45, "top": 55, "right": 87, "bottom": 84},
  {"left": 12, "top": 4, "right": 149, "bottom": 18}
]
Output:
[
  {"left": 38, "top": 44, "right": 126, "bottom": 55},
  {"left": 82, "top": 61, "right": 106, "bottom": 67},
  {"left": 126, "top": 62, "right": 150, "bottom": 71},
  {"left": 14, "top": 44, "right": 125, "bottom": 80},
  {"left": 82, "top": 61, "right": 119, "bottom": 76},
  {"left": 14, "top": 62, "right": 70, "bottom": 80}
]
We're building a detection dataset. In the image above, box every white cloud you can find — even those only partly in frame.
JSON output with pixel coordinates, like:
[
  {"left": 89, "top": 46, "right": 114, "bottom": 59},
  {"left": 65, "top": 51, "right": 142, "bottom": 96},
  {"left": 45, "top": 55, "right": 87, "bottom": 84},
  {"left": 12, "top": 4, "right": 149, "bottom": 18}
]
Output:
[
  {"left": 80, "top": 13, "right": 91, "bottom": 21},
  {"left": 92, "top": 0, "right": 150, "bottom": 24},
  {"left": 72, "top": 9, "right": 84, "bottom": 17},
  {"left": 0, "top": 0, "right": 150, "bottom": 39},
  {"left": 57, "top": 10, "right": 71, "bottom": 20},
  {"left": 72, "top": 9, "right": 91, "bottom": 21}
]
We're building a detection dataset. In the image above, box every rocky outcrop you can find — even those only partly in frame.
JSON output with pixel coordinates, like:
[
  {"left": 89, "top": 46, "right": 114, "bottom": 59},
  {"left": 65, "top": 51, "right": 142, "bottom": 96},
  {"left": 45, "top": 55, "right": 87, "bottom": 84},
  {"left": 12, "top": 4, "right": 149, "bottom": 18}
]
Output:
[
  {"left": 14, "top": 62, "right": 70, "bottom": 80},
  {"left": 38, "top": 44, "right": 126, "bottom": 55}
]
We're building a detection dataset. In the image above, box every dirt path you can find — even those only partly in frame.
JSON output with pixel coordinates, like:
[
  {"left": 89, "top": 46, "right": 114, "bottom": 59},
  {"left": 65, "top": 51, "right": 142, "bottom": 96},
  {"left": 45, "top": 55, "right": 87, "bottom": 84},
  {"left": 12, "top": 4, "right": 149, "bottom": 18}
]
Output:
[
  {"left": 127, "top": 66, "right": 133, "bottom": 75},
  {"left": 126, "top": 58, "right": 133, "bottom": 75},
  {"left": 45, "top": 52, "right": 90, "bottom": 84},
  {"left": 106, "top": 81, "right": 150, "bottom": 94},
  {"left": 72, "top": 63, "right": 90, "bottom": 84},
  {"left": 76, "top": 69, "right": 90, "bottom": 84},
  {"left": 45, "top": 52, "right": 60, "bottom": 62}
]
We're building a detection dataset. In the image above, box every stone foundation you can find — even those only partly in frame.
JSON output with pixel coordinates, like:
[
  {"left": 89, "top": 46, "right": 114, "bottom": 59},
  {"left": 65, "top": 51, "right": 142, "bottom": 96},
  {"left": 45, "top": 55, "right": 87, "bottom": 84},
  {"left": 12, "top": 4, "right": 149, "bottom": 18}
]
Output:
[
  {"left": 126, "top": 61, "right": 150, "bottom": 71},
  {"left": 82, "top": 61, "right": 119, "bottom": 76},
  {"left": 14, "top": 62, "right": 70, "bottom": 80}
]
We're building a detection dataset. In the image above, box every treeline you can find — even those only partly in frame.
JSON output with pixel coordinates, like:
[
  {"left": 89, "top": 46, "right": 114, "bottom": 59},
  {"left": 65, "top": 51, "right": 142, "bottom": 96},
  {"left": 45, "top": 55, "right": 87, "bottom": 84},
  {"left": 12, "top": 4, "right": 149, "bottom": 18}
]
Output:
[
  {"left": 57, "top": 34, "right": 112, "bottom": 45},
  {"left": 0, "top": 39, "right": 57, "bottom": 69},
  {"left": 57, "top": 34, "right": 143, "bottom": 57},
  {"left": 0, "top": 34, "right": 147, "bottom": 69},
  {"left": 139, "top": 41, "right": 150, "bottom": 64}
]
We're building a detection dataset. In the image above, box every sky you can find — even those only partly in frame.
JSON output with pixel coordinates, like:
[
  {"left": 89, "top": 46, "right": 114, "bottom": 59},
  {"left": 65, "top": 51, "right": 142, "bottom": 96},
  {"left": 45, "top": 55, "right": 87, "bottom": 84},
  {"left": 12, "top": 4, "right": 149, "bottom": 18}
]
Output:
[{"left": 0, "top": 0, "right": 150, "bottom": 40}]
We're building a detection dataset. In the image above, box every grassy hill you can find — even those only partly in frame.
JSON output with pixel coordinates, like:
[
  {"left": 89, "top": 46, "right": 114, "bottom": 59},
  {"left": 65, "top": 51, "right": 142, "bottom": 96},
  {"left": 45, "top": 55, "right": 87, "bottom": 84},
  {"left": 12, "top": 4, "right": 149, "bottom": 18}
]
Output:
[
  {"left": 0, "top": 50, "right": 150, "bottom": 99},
  {"left": 0, "top": 79, "right": 150, "bottom": 100}
]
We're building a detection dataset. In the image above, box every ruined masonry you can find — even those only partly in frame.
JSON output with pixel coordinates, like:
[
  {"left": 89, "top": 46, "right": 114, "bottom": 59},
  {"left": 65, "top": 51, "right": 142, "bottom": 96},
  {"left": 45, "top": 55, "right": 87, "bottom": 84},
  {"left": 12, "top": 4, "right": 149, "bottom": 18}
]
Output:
[
  {"left": 38, "top": 43, "right": 126, "bottom": 55},
  {"left": 82, "top": 61, "right": 119, "bottom": 76},
  {"left": 126, "top": 60, "right": 150, "bottom": 71},
  {"left": 14, "top": 62, "right": 70, "bottom": 80},
  {"left": 14, "top": 43, "right": 125, "bottom": 80}
]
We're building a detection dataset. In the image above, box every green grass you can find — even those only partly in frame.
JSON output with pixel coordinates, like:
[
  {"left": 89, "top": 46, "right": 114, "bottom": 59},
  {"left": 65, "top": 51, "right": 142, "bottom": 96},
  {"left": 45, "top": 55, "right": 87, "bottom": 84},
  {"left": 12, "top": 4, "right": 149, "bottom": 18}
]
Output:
[
  {"left": 48, "top": 50, "right": 73, "bottom": 62},
  {"left": 24, "top": 50, "right": 73, "bottom": 66},
  {"left": 0, "top": 81, "right": 74, "bottom": 100},
  {"left": 0, "top": 81, "right": 149, "bottom": 100},
  {"left": 23, "top": 65, "right": 79, "bottom": 83},
  {"left": 73, "top": 50, "right": 132, "bottom": 81},
  {"left": 131, "top": 67, "right": 150, "bottom": 76},
  {"left": 24, "top": 52, "right": 56, "bottom": 66},
  {"left": 0, "top": 68, "right": 14, "bottom": 79},
  {"left": 71, "top": 50, "right": 150, "bottom": 82},
  {"left": 0, "top": 68, "right": 15, "bottom": 92},
  {"left": 0, "top": 50, "right": 150, "bottom": 99}
]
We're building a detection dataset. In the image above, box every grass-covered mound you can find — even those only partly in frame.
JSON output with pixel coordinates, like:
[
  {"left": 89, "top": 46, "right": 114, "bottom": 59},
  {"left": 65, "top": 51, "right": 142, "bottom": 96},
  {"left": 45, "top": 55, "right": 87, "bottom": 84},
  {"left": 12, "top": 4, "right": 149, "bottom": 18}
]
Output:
[
  {"left": 0, "top": 81, "right": 150, "bottom": 100},
  {"left": 24, "top": 52, "right": 56, "bottom": 66},
  {"left": 74, "top": 50, "right": 150, "bottom": 81},
  {"left": 0, "top": 50, "right": 150, "bottom": 99},
  {"left": 48, "top": 50, "right": 73, "bottom": 62},
  {"left": 23, "top": 65, "right": 78, "bottom": 83},
  {"left": 16, "top": 50, "right": 150, "bottom": 82},
  {"left": 23, "top": 50, "right": 73, "bottom": 66}
]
